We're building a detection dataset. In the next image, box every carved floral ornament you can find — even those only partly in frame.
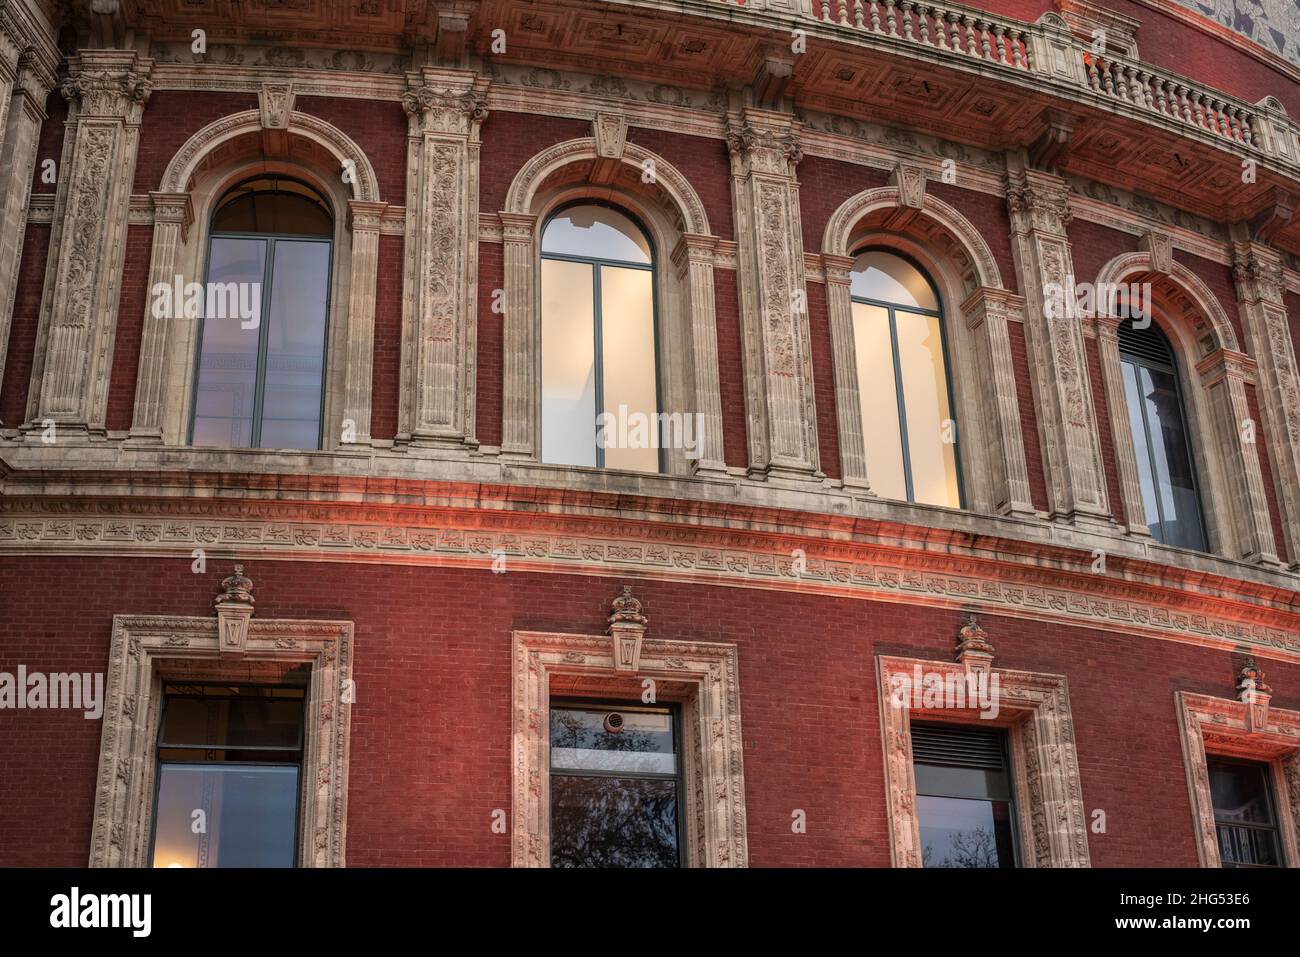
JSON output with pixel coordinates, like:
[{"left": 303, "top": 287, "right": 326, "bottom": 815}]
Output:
[
  {"left": 724, "top": 118, "right": 803, "bottom": 167},
  {"left": 401, "top": 84, "right": 488, "bottom": 130},
  {"left": 60, "top": 69, "right": 152, "bottom": 115}
]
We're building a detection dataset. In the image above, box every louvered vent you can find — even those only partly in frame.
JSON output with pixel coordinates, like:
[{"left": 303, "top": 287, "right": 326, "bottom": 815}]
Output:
[
  {"left": 1118, "top": 320, "right": 1174, "bottom": 368},
  {"left": 910, "top": 724, "right": 1006, "bottom": 770}
]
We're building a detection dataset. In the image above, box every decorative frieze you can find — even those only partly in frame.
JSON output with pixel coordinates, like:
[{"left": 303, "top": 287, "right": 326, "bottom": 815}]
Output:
[
  {"left": 24, "top": 50, "right": 152, "bottom": 437},
  {"left": 397, "top": 68, "right": 489, "bottom": 449},
  {"left": 1005, "top": 161, "right": 1112, "bottom": 528},
  {"left": 725, "top": 108, "right": 819, "bottom": 481}
]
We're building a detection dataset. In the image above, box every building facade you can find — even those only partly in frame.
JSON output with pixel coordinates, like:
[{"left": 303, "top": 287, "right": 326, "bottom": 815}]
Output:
[{"left": 3, "top": 0, "right": 1300, "bottom": 868}]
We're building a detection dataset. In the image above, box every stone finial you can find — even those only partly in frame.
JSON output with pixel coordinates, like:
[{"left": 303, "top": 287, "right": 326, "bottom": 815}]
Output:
[
  {"left": 955, "top": 613, "right": 995, "bottom": 678},
  {"left": 608, "top": 586, "right": 647, "bottom": 673},
  {"left": 1238, "top": 657, "right": 1273, "bottom": 733},
  {"left": 215, "top": 564, "right": 255, "bottom": 659}
]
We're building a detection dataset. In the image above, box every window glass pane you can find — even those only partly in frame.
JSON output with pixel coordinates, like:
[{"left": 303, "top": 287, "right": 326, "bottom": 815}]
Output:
[
  {"left": 851, "top": 251, "right": 938, "bottom": 310},
  {"left": 151, "top": 764, "right": 298, "bottom": 868},
  {"left": 599, "top": 265, "right": 658, "bottom": 473},
  {"left": 259, "top": 240, "right": 330, "bottom": 450},
  {"left": 191, "top": 237, "right": 266, "bottom": 448},
  {"left": 1209, "top": 762, "right": 1275, "bottom": 825},
  {"left": 213, "top": 179, "right": 332, "bottom": 236},
  {"left": 1122, "top": 360, "right": 1162, "bottom": 534},
  {"left": 896, "top": 309, "right": 960, "bottom": 508},
  {"left": 1138, "top": 365, "right": 1205, "bottom": 550},
  {"left": 853, "top": 302, "right": 906, "bottom": 500},
  {"left": 914, "top": 763, "right": 1011, "bottom": 802},
  {"left": 917, "top": 795, "right": 1016, "bottom": 868},
  {"left": 542, "top": 205, "right": 651, "bottom": 264},
  {"left": 550, "top": 708, "right": 675, "bottom": 774},
  {"left": 160, "top": 691, "right": 304, "bottom": 750},
  {"left": 550, "top": 776, "right": 679, "bottom": 867},
  {"left": 541, "top": 258, "right": 597, "bottom": 467}
]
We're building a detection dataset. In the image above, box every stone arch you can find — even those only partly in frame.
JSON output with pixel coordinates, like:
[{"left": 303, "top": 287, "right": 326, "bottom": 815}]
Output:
[
  {"left": 822, "top": 186, "right": 1004, "bottom": 293},
  {"left": 1094, "top": 251, "right": 1239, "bottom": 355},
  {"left": 817, "top": 184, "right": 1031, "bottom": 518},
  {"left": 159, "top": 109, "right": 381, "bottom": 202},
  {"left": 505, "top": 137, "right": 710, "bottom": 238},
  {"left": 1089, "top": 251, "right": 1276, "bottom": 562},
  {"left": 498, "top": 134, "right": 725, "bottom": 474}
]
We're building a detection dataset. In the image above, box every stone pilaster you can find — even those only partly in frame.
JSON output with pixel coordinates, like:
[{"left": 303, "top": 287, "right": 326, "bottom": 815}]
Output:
[
  {"left": 672, "top": 233, "right": 726, "bottom": 476},
  {"left": 0, "top": 45, "right": 55, "bottom": 418},
  {"left": 339, "top": 200, "right": 387, "bottom": 447},
  {"left": 499, "top": 211, "right": 537, "bottom": 458},
  {"left": 396, "top": 68, "right": 488, "bottom": 450},
  {"left": 1005, "top": 162, "right": 1110, "bottom": 527},
  {"left": 25, "top": 50, "right": 152, "bottom": 437},
  {"left": 1197, "top": 348, "right": 1279, "bottom": 564},
  {"left": 725, "top": 108, "right": 820, "bottom": 482},
  {"left": 1232, "top": 243, "right": 1300, "bottom": 565},
  {"left": 1093, "top": 314, "right": 1152, "bottom": 536},
  {"left": 960, "top": 287, "right": 1036, "bottom": 517},
  {"left": 127, "top": 192, "right": 193, "bottom": 443},
  {"left": 822, "top": 253, "right": 868, "bottom": 488}
]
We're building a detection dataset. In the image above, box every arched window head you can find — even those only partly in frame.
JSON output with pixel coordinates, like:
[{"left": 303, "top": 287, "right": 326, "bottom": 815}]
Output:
[
  {"left": 540, "top": 203, "right": 660, "bottom": 473},
  {"left": 190, "top": 177, "right": 334, "bottom": 451},
  {"left": 850, "top": 250, "right": 961, "bottom": 508},
  {"left": 1118, "top": 321, "right": 1207, "bottom": 550}
]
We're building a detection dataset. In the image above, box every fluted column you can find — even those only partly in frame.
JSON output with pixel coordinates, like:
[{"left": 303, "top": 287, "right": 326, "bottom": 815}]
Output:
[
  {"left": 127, "top": 193, "right": 193, "bottom": 442},
  {"left": 725, "top": 108, "right": 820, "bottom": 481},
  {"left": 0, "top": 46, "right": 55, "bottom": 416},
  {"left": 499, "top": 211, "right": 537, "bottom": 458},
  {"left": 822, "top": 253, "right": 868, "bottom": 488},
  {"left": 1005, "top": 162, "right": 1111, "bottom": 527},
  {"left": 25, "top": 50, "right": 152, "bottom": 437},
  {"left": 672, "top": 233, "right": 726, "bottom": 476},
  {"left": 336, "top": 200, "right": 387, "bottom": 447},
  {"left": 396, "top": 68, "right": 488, "bottom": 449},
  {"left": 1232, "top": 243, "right": 1300, "bottom": 565}
]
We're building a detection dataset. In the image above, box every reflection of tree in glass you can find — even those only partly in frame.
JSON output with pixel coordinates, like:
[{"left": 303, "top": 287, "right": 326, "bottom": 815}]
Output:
[
  {"left": 551, "top": 776, "right": 678, "bottom": 868},
  {"left": 550, "top": 710, "right": 662, "bottom": 754},
  {"left": 921, "top": 825, "right": 998, "bottom": 868}
]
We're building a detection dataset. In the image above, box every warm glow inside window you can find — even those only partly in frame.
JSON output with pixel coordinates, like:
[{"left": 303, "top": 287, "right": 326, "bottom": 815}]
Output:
[
  {"left": 150, "top": 683, "right": 306, "bottom": 868},
  {"left": 190, "top": 177, "right": 333, "bottom": 451},
  {"left": 850, "top": 250, "right": 961, "bottom": 507},
  {"left": 540, "top": 204, "right": 660, "bottom": 472}
]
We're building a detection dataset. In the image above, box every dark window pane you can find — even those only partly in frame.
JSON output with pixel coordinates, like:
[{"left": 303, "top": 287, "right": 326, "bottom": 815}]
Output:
[
  {"left": 259, "top": 240, "right": 330, "bottom": 449},
  {"left": 191, "top": 238, "right": 266, "bottom": 448},
  {"left": 213, "top": 179, "right": 332, "bottom": 236},
  {"left": 151, "top": 764, "right": 299, "bottom": 868},
  {"left": 1137, "top": 365, "right": 1205, "bottom": 549},
  {"left": 1209, "top": 761, "right": 1275, "bottom": 824},
  {"left": 160, "top": 691, "right": 304, "bottom": 750},
  {"left": 917, "top": 795, "right": 1016, "bottom": 868},
  {"left": 550, "top": 776, "right": 679, "bottom": 868},
  {"left": 550, "top": 707, "right": 675, "bottom": 774}
]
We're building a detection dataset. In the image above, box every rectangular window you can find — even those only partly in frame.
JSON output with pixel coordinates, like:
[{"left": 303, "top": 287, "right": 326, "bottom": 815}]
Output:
[
  {"left": 911, "top": 723, "right": 1018, "bottom": 868},
  {"left": 549, "top": 702, "right": 683, "bottom": 867},
  {"left": 1208, "top": 759, "right": 1282, "bottom": 867},
  {"left": 150, "top": 683, "right": 306, "bottom": 868}
]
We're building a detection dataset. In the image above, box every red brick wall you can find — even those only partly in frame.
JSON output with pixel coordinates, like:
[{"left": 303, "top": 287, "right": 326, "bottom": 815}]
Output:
[
  {"left": 292, "top": 96, "right": 408, "bottom": 203},
  {"left": 104, "top": 225, "right": 154, "bottom": 432},
  {"left": 627, "top": 126, "right": 734, "bottom": 240},
  {"left": 476, "top": 241, "right": 504, "bottom": 449},
  {"left": 479, "top": 111, "right": 590, "bottom": 215},
  {"left": 0, "top": 223, "right": 49, "bottom": 425},
  {"left": 132, "top": 92, "right": 259, "bottom": 193},
  {"left": 1176, "top": 248, "right": 1245, "bottom": 356},
  {"left": 3, "top": 553, "right": 1298, "bottom": 867},
  {"left": 713, "top": 266, "right": 749, "bottom": 469},
  {"left": 928, "top": 181, "right": 1020, "bottom": 293},
  {"left": 369, "top": 234, "right": 404, "bottom": 442},
  {"left": 798, "top": 156, "right": 888, "bottom": 254}
]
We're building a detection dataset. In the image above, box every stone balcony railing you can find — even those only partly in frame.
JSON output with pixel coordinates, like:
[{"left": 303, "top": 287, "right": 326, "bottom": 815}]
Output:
[{"left": 719, "top": 0, "right": 1300, "bottom": 170}]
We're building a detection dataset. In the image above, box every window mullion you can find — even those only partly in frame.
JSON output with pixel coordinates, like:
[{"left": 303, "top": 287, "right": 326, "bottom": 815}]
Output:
[
  {"left": 251, "top": 238, "right": 276, "bottom": 448},
  {"left": 888, "top": 306, "right": 914, "bottom": 502},
  {"left": 593, "top": 262, "right": 605, "bottom": 469},
  {"left": 1132, "top": 360, "right": 1168, "bottom": 536}
]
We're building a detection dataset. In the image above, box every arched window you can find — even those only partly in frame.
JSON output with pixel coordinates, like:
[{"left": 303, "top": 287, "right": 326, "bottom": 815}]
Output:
[
  {"left": 190, "top": 177, "right": 333, "bottom": 450},
  {"left": 540, "top": 203, "right": 660, "bottom": 472},
  {"left": 1118, "top": 321, "right": 1207, "bottom": 550},
  {"left": 850, "top": 250, "right": 961, "bottom": 507}
]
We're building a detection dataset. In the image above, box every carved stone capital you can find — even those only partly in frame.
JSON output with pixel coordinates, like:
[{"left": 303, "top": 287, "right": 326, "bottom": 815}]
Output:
[
  {"left": 725, "top": 110, "right": 803, "bottom": 175},
  {"left": 149, "top": 191, "right": 193, "bottom": 236},
  {"left": 1231, "top": 243, "right": 1285, "bottom": 306},
  {"left": 402, "top": 76, "right": 488, "bottom": 136},
  {"left": 1005, "top": 170, "right": 1073, "bottom": 233},
  {"left": 821, "top": 253, "right": 855, "bottom": 287},
  {"left": 61, "top": 51, "right": 153, "bottom": 120},
  {"left": 347, "top": 199, "right": 389, "bottom": 233}
]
